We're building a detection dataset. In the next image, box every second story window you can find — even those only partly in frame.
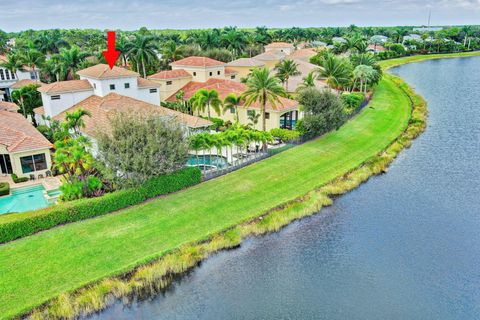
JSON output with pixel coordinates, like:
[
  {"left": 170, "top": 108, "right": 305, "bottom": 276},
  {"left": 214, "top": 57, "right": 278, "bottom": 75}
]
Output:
[
  {"left": 30, "top": 72, "right": 35, "bottom": 80},
  {"left": 93, "top": 83, "right": 96, "bottom": 89},
  {"left": 51, "top": 95, "right": 61, "bottom": 100},
  {"left": 124, "top": 83, "right": 130, "bottom": 89},
  {"left": 230, "top": 107, "right": 235, "bottom": 114},
  {"left": 231, "top": 75, "right": 236, "bottom": 79},
  {"left": 193, "top": 72, "right": 197, "bottom": 76},
  {"left": 150, "top": 88, "right": 158, "bottom": 93},
  {"left": 6, "top": 70, "right": 10, "bottom": 80},
  {"left": 166, "top": 81, "right": 172, "bottom": 85},
  {"left": 217, "top": 71, "right": 221, "bottom": 75},
  {"left": 110, "top": 84, "right": 115, "bottom": 90},
  {"left": 0, "top": 69, "right": 4, "bottom": 80},
  {"left": 209, "top": 72, "right": 213, "bottom": 76}
]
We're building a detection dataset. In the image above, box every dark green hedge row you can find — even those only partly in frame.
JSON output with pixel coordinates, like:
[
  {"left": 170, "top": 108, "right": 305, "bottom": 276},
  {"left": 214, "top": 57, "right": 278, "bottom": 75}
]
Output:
[
  {"left": 0, "top": 182, "right": 9, "bottom": 196},
  {"left": 0, "top": 167, "right": 202, "bottom": 244}
]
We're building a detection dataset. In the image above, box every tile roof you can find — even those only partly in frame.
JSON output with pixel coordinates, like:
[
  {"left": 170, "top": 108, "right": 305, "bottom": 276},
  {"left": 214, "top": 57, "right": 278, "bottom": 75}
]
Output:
[
  {"left": 367, "top": 44, "right": 386, "bottom": 51},
  {"left": 0, "top": 110, "right": 53, "bottom": 153},
  {"left": 224, "top": 67, "right": 238, "bottom": 75},
  {"left": 33, "top": 106, "right": 44, "bottom": 115},
  {"left": 0, "top": 101, "right": 18, "bottom": 112},
  {"left": 171, "top": 56, "right": 225, "bottom": 67},
  {"left": 10, "top": 79, "right": 44, "bottom": 89},
  {"left": 252, "top": 51, "right": 286, "bottom": 62},
  {"left": 286, "top": 48, "right": 318, "bottom": 62},
  {"left": 53, "top": 93, "right": 211, "bottom": 135},
  {"left": 38, "top": 80, "right": 93, "bottom": 94},
  {"left": 167, "top": 78, "right": 298, "bottom": 112},
  {"left": 137, "top": 77, "right": 161, "bottom": 88},
  {"left": 226, "top": 58, "right": 265, "bottom": 67},
  {"left": 77, "top": 64, "right": 139, "bottom": 79},
  {"left": 148, "top": 69, "right": 192, "bottom": 80},
  {"left": 265, "top": 42, "right": 294, "bottom": 48},
  {"left": 284, "top": 59, "right": 328, "bottom": 92}
]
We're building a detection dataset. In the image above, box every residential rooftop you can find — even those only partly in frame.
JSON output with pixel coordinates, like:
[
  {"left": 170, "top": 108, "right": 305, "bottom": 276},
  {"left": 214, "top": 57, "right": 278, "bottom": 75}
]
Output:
[
  {"left": 226, "top": 58, "right": 265, "bottom": 67},
  {"left": 171, "top": 56, "right": 225, "bottom": 67},
  {"left": 0, "top": 101, "right": 18, "bottom": 112},
  {"left": 252, "top": 51, "right": 286, "bottom": 61},
  {"left": 38, "top": 80, "right": 93, "bottom": 94},
  {"left": 0, "top": 110, "right": 53, "bottom": 153},
  {"left": 10, "top": 79, "right": 44, "bottom": 90},
  {"left": 265, "top": 42, "right": 295, "bottom": 48},
  {"left": 148, "top": 69, "right": 192, "bottom": 80},
  {"left": 286, "top": 48, "right": 317, "bottom": 61},
  {"left": 76, "top": 64, "right": 139, "bottom": 79}
]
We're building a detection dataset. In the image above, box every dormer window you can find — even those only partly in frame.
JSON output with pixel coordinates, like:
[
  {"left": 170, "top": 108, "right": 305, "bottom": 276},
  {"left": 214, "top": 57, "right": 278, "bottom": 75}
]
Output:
[
  {"left": 124, "top": 83, "right": 130, "bottom": 89},
  {"left": 149, "top": 88, "right": 158, "bottom": 93},
  {"left": 110, "top": 84, "right": 115, "bottom": 90},
  {"left": 51, "top": 95, "right": 61, "bottom": 100}
]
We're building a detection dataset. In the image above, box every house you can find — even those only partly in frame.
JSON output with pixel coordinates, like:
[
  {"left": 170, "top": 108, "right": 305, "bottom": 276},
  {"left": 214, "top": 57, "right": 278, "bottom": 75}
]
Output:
[
  {"left": 0, "top": 101, "right": 18, "bottom": 112},
  {"left": 0, "top": 110, "right": 53, "bottom": 178},
  {"left": 250, "top": 51, "right": 285, "bottom": 69},
  {"left": 52, "top": 93, "right": 212, "bottom": 138},
  {"left": 0, "top": 55, "right": 40, "bottom": 101},
  {"left": 282, "top": 59, "right": 328, "bottom": 93},
  {"left": 367, "top": 44, "right": 386, "bottom": 53},
  {"left": 170, "top": 56, "right": 228, "bottom": 82},
  {"left": 35, "top": 64, "right": 161, "bottom": 122},
  {"left": 166, "top": 78, "right": 301, "bottom": 131},
  {"left": 264, "top": 42, "right": 295, "bottom": 55},
  {"left": 285, "top": 48, "right": 317, "bottom": 62},
  {"left": 225, "top": 58, "right": 265, "bottom": 79}
]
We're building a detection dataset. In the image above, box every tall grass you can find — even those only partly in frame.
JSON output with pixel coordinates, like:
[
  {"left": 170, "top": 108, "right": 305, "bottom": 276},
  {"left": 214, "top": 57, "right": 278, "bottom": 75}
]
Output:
[{"left": 26, "top": 73, "right": 427, "bottom": 320}]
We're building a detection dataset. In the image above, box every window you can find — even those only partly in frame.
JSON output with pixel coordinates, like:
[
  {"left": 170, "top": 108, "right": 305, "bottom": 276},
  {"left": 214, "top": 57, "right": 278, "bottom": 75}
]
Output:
[
  {"left": 193, "top": 72, "right": 197, "bottom": 76},
  {"left": 149, "top": 88, "right": 158, "bottom": 93},
  {"left": 109, "top": 84, "right": 116, "bottom": 90},
  {"left": 265, "top": 112, "right": 270, "bottom": 119},
  {"left": 229, "top": 107, "right": 235, "bottom": 114},
  {"left": 20, "top": 153, "right": 47, "bottom": 174},
  {"left": 209, "top": 72, "right": 213, "bottom": 76},
  {"left": 0, "top": 154, "right": 13, "bottom": 174},
  {"left": 0, "top": 69, "right": 4, "bottom": 80},
  {"left": 11, "top": 72, "right": 15, "bottom": 79},
  {"left": 217, "top": 71, "right": 221, "bottom": 75},
  {"left": 5, "top": 70, "right": 10, "bottom": 80},
  {"left": 51, "top": 95, "right": 61, "bottom": 100},
  {"left": 247, "top": 110, "right": 255, "bottom": 117},
  {"left": 124, "top": 83, "right": 130, "bottom": 89},
  {"left": 231, "top": 75, "right": 236, "bottom": 79},
  {"left": 30, "top": 72, "right": 36, "bottom": 80},
  {"left": 166, "top": 81, "right": 172, "bottom": 85},
  {"left": 93, "top": 83, "right": 96, "bottom": 89}
]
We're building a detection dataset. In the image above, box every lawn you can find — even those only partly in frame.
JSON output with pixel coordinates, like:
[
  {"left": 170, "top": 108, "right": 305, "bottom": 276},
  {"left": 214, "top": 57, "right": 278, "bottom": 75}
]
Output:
[
  {"left": 378, "top": 51, "right": 480, "bottom": 69},
  {"left": 0, "top": 76, "right": 411, "bottom": 319}
]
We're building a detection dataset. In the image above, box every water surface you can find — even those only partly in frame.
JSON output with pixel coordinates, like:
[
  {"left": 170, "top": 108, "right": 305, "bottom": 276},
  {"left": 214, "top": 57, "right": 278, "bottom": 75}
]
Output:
[{"left": 91, "top": 57, "right": 480, "bottom": 320}]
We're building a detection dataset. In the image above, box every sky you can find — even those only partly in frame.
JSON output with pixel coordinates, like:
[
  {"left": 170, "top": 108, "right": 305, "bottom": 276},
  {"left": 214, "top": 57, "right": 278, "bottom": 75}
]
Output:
[{"left": 0, "top": 0, "right": 479, "bottom": 32}]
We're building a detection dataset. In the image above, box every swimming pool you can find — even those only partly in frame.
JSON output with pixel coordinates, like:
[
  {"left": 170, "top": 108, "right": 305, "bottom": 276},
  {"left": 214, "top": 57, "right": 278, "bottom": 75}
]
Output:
[
  {"left": 0, "top": 184, "right": 50, "bottom": 214},
  {"left": 187, "top": 155, "right": 229, "bottom": 170}
]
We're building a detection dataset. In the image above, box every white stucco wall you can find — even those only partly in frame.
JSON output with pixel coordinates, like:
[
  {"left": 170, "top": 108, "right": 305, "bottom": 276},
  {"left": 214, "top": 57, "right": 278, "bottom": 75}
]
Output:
[
  {"left": 42, "top": 90, "right": 94, "bottom": 118},
  {"left": 171, "top": 66, "right": 225, "bottom": 82}
]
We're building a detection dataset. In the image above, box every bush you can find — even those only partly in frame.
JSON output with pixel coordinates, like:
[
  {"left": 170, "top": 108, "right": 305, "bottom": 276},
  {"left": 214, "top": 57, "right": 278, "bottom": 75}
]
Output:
[
  {"left": 342, "top": 92, "right": 365, "bottom": 114},
  {"left": 11, "top": 173, "right": 28, "bottom": 183},
  {"left": 270, "top": 128, "right": 301, "bottom": 142},
  {"left": 0, "top": 182, "right": 9, "bottom": 196},
  {"left": 208, "top": 117, "right": 225, "bottom": 131},
  {"left": 0, "top": 167, "right": 202, "bottom": 244}
]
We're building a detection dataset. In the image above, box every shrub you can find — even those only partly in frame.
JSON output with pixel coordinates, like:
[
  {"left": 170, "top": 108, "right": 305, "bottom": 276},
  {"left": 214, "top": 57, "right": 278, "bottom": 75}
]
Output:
[
  {"left": 270, "top": 128, "right": 301, "bottom": 142},
  {"left": 342, "top": 92, "right": 365, "bottom": 114},
  {"left": 0, "top": 182, "right": 9, "bottom": 196},
  {"left": 208, "top": 117, "right": 225, "bottom": 131},
  {"left": 11, "top": 173, "right": 28, "bottom": 183},
  {"left": 0, "top": 167, "right": 202, "bottom": 244}
]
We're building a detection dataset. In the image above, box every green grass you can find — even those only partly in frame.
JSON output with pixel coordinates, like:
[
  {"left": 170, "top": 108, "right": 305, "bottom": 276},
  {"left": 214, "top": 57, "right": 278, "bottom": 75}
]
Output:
[
  {"left": 0, "top": 76, "right": 411, "bottom": 319},
  {"left": 378, "top": 51, "right": 480, "bottom": 70}
]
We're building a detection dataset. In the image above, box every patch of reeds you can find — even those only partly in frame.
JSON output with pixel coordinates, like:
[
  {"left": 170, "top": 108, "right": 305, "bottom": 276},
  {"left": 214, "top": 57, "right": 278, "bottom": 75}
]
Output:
[{"left": 26, "top": 74, "right": 427, "bottom": 320}]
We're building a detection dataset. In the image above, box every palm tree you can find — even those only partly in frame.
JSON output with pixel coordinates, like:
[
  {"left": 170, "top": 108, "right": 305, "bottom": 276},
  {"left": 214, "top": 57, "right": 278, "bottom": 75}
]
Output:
[
  {"left": 275, "top": 59, "right": 301, "bottom": 91},
  {"left": 296, "top": 71, "right": 317, "bottom": 92},
  {"left": 125, "top": 35, "right": 158, "bottom": 78},
  {"left": 316, "top": 53, "right": 352, "bottom": 90},
  {"left": 58, "top": 46, "right": 88, "bottom": 80},
  {"left": 223, "top": 93, "right": 242, "bottom": 123},
  {"left": 242, "top": 67, "right": 286, "bottom": 138},
  {"left": 19, "top": 43, "right": 44, "bottom": 81},
  {"left": 247, "top": 111, "right": 260, "bottom": 129},
  {"left": 161, "top": 40, "right": 184, "bottom": 63},
  {"left": 34, "top": 30, "right": 69, "bottom": 55},
  {"left": 65, "top": 108, "right": 92, "bottom": 135},
  {"left": 352, "top": 65, "right": 377, "bottom": 93},
  {"left": 190, "top": 89, "right": 222, "bottom": 120},
  {"left": 221, "top": 27, "right": 246, "bottom": 59},
  {"left": 0, "top": 51, "right": 23, "bottom": 80}
]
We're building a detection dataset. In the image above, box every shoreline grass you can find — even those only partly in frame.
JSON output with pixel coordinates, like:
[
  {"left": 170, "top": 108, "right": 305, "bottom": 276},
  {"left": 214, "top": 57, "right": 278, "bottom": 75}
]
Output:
[{"left": 1, "top": 53, "right": 470, "bottom": 319}]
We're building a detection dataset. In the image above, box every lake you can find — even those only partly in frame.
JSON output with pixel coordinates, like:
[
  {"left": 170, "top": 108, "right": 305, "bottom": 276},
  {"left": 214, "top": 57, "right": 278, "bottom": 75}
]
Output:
[{"left": 90, "top": 57, "right": 480, "bottom": 320}]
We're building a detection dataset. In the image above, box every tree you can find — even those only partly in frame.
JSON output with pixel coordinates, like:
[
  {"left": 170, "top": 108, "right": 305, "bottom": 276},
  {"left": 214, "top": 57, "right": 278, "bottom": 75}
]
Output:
[
  {"left": 11, "top": 84, "right": 42, "bottom": 123},
  {"left": 64, "top": 108, "right": 92, "bottom": 135},
  {"left": 242, "top": 67, "right": 286, "bottom": 137},
  {"left": 223, "top": 93, "right": 242, "bottom": 123},
  {"left": 19, "top": 44, "right": 44, "bottom": 80},
  {"left": 275, "top": 59, "right": 301, "bottom": 90},
  {"left": 125, "top": 34, "right": 158, "bottom": 78},
  {"left": 34, "top": 30, "right": 69, "bottom": 55},
  {"left": 57, "top": 46, "right": 88, "bottom": 80},
  {"left": 296, "top": 71, "right": 317, "bottom": 92},
  {"left": 352, "top": 65, "right": 377, "bottom": 93},
  {"left": 247, "top": 111, "right": 260, "bottom": 129},
  {"left": 298, "top": 88, "right": 346, "bottom": 137},
  {"left": 0, "top": 51, "right": 23, "bottom": 80},
  {"left": 190, "top": 89, "right": 222, "bottom": 120},
  {"left": 96, "top": 112, "right": 189, "bottom": 187},
  {"left": 316, "top": 53, "right": 352, "bottom": 90},
  {"left": 161, "top": 40, "right": 184, "bottom": 63}
]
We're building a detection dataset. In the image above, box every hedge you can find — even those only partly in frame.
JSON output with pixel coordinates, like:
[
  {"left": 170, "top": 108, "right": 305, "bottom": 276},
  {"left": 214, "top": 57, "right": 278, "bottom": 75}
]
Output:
[
  {"left": 12, "top": 173, "right": 29, "bottom": 183},
  {"left": 0, "top": 167, "right": 202, "bottom": 244},
  {"left": 0, "top": 182, "right": 9, "bottom": 196}
]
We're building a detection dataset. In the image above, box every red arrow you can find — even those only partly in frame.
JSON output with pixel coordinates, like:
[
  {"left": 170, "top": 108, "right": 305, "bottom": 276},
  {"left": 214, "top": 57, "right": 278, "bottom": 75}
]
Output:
[{"left": 102, "top": 31, "right": 120, "bottom": 69}]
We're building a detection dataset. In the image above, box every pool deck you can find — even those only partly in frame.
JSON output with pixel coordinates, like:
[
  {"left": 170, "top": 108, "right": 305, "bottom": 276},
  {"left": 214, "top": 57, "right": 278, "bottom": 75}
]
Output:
[{"left": 0, "top": 175, "right": 62, "bottom": 193}]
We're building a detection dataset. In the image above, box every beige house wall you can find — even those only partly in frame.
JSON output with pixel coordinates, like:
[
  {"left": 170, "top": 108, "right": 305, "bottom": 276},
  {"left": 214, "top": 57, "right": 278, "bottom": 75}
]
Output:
[
  {"left": 3, "top": 147, "right": 52, "bottom": 178},
  {"left": 172, "top": 65, "right": 225, "bottom": 83},
  {"left": 261, "top": 60, "right": 280, "bottom": 70},
  {"left": 150, "top": 77, "right": 192, "bottom": 102},
  {"left": 226, "top": 66, "right": 256, "bottom": 79}
]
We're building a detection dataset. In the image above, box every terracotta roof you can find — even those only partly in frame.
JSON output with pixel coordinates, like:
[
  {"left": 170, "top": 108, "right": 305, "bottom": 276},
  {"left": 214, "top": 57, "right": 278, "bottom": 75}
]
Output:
[
  {"left": 38, "top": 80, "right": 93, "bottom": 94},
  {"left": 10, "top": 79, "right": 44, "bottom": 89},
  {"left": 367, "top": 44, "right": 386, "bottom": 52},
  {"left": 171, "top": 56, "right": 225, "bottom": 67},
  {"left": 167, "top": 78, "right": 298, "bottom": 112},
  {"left": 265, "top": 42, "right": 294, "bottom": 48},
  {"left": 77, "top": 64, "right": 139, "bottom": 79},
  {"left": 0, "top": 110, "right": 53, "bottom": 153},
  {"left": 148, "top": 69, "right": 192, "bottom": 80},
  {"left": 252, "top": 51, "right": 286, "bottom": 62},
  {"left": 224, "top": 67, "right": 238, "bottom": 75},
  {"left": 286, "top": 48, "right": 317, "bottom": 62},
  {"left": 53, "top": 93, "right": 211, "bottom": 134},
  {"left": 0, "top": 101, "right": 18, "bottom": 112},
  {"left": 33, "top": 106, "right": 44, "bottom": 115},
  {"left": 285, "top": 59, "right": 328, "bottom": 92},
  {"left": 226, "top": 58, "right": 265, "bottom": 67},
  {"left": 137, "top": 77, "right": 161, "bottom": 88}
]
